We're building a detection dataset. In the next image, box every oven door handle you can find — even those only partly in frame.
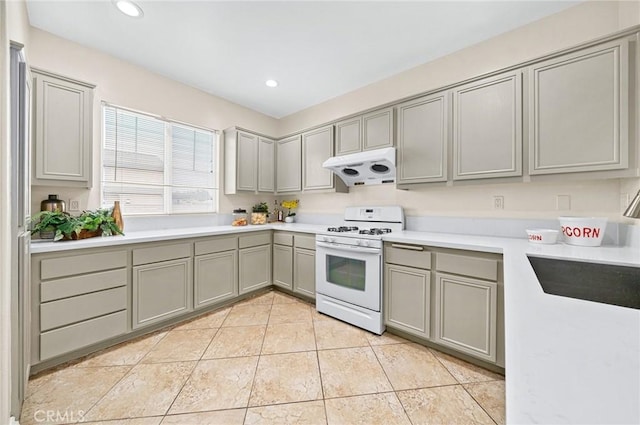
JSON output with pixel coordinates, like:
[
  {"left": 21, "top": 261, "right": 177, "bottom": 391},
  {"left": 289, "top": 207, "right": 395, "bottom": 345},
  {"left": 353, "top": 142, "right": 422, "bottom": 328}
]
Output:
[{"left": 316, "top": 241, "right": 381, "bottom": 255}]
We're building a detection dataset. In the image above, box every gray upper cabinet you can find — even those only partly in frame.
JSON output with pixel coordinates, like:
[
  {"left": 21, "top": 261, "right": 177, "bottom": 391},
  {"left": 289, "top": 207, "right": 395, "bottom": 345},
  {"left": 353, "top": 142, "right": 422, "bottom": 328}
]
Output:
[
  {"left": 453, "top": 71, "right": 522, "bottom": 180},
  {"left": 362, "top": 106, "right": 394, "bottom": 151},
  {"left": 334, "top": 107, "right": 394, "bottom": 156},
  {"left": 225, "top": 128, "right": 275, "bottom": 194},
  {"left": 258, "top": 136, "right": 275, "bottom": 192},
  {"left": 528, "top": 38, "right": 629, "bottom": 175},
  {"left": 276, "top": 135, "right": 302, "bottom": 193},
  {"left": 396, "top": 92, "right": 449, "bottom": 185},
  {"left": 302, "top": 125, "right": 335, "bottom": 191},
  {"left": 32, "top": 68, "right": 94, "bottom": 187},
  {"left": 335, "top": 117, "right": 361, "bottom": 155}
]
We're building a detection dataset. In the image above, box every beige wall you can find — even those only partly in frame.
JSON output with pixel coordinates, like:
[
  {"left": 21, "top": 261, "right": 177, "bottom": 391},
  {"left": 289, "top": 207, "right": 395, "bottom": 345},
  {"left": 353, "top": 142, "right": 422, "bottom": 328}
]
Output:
[
  {"left": 276, "top": 0, "right": 640, "bottom": 221},
  {"left": 28, "top": 27, "right": 279, "bottom": 216}
]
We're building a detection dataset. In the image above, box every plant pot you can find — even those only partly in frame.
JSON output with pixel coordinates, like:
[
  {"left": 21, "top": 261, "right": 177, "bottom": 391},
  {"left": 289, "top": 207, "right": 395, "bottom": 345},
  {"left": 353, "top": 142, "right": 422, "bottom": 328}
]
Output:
[
  {"left": 39, "top": 227, "right": 55, "bottom": 240},
  {"left": 284, "top": 216, "right": 294, "bottom": 223},
  {"left": 62, "top": 229, "right": 103, "bottom": 241}
]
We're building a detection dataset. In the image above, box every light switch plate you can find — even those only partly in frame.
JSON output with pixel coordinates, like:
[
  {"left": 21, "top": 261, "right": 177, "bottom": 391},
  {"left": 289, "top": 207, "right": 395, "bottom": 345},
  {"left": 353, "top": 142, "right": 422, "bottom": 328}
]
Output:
[{"left": 556, "top": 195, "right": 571, "bottom": 210}]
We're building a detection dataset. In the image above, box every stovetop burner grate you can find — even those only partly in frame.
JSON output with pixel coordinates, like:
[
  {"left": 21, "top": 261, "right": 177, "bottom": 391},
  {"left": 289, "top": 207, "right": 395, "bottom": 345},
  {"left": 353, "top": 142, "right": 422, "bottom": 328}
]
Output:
[
  {"left": 358, "top": 228, "right": 392, "bottom": 235},
  {"left": 326, "top": 226, "right": 359, "bottom": 232}
]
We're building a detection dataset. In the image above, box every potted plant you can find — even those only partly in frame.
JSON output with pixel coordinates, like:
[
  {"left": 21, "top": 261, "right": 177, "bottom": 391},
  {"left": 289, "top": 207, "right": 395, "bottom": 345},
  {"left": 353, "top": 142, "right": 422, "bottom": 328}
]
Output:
[
  {"left": 251, "top": 202, "right": 270, "bottom": 225},
  {"left": 281, "top": 199, "right": 299, "bottom": 223},
  {"left": 31, "top": 208, "right": 124, "bottom": 241}
]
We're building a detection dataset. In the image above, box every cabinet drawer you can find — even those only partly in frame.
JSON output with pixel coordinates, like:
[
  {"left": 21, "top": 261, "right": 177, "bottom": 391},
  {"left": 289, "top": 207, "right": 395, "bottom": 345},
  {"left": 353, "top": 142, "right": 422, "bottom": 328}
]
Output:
[
  {"left": 133, "top": 242, "right": 191, "bottom": 265},
  {"left": 40, "top": 310, "right": 127, "bottom": 361},
  {"left": 436, "top": 253, "right": 498, "bottom": 281},
  {"left": 41, "top": 286, "right": 127, "bottom": 332},
  {"left": 41, "top": 250, "right": 127, "bottom": 280},
  {"left": 239, "top": 232, "right": 271, "bottom": 249},
  {"left": 40, "top": 268, "right": 127, "bottom": 302},
  {"left": 274, "top": 232, "right": 293, "bottom": 246},
  {"left": 294, "top": 234, "right": 316, "bottom": 251},
  {"left": 385, "top": 244, "right": 431, "bottom": 269},
  {"left": 195, "top": 236, "right": 237, "bottom": 256}
]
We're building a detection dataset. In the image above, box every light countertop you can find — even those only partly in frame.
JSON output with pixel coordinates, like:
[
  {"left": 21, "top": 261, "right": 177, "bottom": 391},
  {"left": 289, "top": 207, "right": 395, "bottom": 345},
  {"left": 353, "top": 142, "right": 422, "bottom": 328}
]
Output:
[{"left": 29, "top": 223, "right": 640, "bottom": 424}]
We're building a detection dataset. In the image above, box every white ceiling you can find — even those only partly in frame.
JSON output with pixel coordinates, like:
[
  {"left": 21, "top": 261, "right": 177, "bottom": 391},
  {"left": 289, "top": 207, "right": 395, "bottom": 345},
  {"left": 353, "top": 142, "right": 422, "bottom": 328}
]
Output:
[{"left": 26, "top": 1, "right": 580, "bottom": 118}]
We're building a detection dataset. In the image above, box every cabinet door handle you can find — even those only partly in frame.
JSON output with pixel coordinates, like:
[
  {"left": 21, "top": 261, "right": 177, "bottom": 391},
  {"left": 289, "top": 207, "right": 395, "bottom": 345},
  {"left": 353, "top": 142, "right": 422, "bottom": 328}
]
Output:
[{"left": 391, "top": 243, "right": 424, "bottom": 251}]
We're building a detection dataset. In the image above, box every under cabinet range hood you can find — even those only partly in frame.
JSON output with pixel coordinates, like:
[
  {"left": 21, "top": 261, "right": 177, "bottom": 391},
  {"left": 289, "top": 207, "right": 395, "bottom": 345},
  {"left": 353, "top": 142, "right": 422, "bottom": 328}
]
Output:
[{"left": 322, "top": 147, "right": 396, "bottom": 186}]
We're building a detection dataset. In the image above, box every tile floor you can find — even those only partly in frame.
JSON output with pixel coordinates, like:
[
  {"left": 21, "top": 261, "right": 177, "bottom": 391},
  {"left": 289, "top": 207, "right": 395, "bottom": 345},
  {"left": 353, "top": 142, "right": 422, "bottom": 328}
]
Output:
[{"left": 21, "top": 290, "right": 505, "bottom": 425}]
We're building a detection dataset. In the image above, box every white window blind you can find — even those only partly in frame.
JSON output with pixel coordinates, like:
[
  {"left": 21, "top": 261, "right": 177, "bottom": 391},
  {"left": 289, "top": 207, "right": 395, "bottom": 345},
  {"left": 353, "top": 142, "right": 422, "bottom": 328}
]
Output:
[{"left": 102, "top": 105, "right": 218, "bottom": 214}]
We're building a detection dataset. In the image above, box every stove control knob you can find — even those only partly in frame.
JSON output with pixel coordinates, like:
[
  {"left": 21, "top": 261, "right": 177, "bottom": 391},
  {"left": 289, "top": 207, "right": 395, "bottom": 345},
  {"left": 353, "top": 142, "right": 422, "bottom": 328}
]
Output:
[{"left": 362, "top": 240, "right": 370, "bottom": 247}]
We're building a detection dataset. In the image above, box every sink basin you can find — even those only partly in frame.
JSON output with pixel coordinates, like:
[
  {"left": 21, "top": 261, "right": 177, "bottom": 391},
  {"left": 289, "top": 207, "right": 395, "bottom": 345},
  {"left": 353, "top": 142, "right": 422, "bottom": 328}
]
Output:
[{"left": 528, "top": 255, "right": 640, "bottom": 310}]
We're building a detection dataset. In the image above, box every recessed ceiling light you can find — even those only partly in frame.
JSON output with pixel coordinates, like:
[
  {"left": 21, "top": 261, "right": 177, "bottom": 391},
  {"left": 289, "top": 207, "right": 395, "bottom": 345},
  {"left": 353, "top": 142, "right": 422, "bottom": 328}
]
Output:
[
  {"left": 114, "top": 0, "right": 144, "bottom": 18},
  {"left": 265, "top": 79, "right": 278, "bottom": 88}
]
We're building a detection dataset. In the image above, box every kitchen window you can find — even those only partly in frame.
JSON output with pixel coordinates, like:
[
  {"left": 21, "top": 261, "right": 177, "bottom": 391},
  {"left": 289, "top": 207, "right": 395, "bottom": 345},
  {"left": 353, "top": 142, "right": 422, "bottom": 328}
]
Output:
[{"left": 102, "top": 104, "right": 218, "bottom": 214}]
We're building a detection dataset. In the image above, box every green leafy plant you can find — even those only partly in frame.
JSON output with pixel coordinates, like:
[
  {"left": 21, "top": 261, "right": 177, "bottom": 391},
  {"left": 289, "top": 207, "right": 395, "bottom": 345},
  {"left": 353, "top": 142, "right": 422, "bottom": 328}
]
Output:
[
  {"left": 31, "top": 208, "right": 124, "bottom": 241},
  {"left": 251, "top": 202, "right": 270, "bottom": 214}
]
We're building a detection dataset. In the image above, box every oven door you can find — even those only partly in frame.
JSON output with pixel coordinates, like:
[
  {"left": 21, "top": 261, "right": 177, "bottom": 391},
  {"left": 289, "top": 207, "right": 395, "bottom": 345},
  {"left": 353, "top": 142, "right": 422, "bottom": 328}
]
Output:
[{"left": 315, "top": 241, "right": 381, "bottom": 311}]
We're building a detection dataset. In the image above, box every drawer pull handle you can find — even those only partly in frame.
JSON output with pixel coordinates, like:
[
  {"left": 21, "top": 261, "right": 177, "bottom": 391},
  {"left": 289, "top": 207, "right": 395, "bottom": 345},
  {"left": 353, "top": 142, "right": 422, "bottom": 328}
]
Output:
[{"left": 391, "top": 243, "right": 424, "bottom": 251}]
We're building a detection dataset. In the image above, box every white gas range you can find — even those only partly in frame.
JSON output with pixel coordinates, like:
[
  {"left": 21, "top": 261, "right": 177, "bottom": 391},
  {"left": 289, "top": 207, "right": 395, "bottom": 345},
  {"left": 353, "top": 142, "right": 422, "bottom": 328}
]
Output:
[{"left": 315, "top": 206, "right": 404, "bottom": 334}]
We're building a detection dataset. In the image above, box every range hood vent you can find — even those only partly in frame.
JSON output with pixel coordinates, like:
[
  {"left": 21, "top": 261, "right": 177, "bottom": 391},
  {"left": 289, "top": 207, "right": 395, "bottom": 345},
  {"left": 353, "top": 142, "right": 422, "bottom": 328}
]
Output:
[{"left": 322, "top": 147, "right": 396, "bottom": 187}]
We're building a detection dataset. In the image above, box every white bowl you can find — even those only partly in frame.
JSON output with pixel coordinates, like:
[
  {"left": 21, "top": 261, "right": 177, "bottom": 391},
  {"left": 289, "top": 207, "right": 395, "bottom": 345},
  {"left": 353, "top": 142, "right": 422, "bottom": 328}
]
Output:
[
  {"left": 558, "top": 216, "right": 608, "bottom": 247},
  {"left": 526, "top": 229, "right": 559, "bottom": 244}
]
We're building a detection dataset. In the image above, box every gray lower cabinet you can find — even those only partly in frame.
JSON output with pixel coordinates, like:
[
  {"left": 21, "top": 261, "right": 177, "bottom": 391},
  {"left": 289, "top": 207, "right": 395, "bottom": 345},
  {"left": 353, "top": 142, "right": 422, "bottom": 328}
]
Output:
[
  {"left": 396, "top": 92, "right": 449, "bottom": 185},
  {"left": 453, "top": 70, "right": 522, "bottom": 180},
  {"left": 384, "top": 263, "right": 431, "bottom": 339},
  {"left": 383, "top": 243, "right": 432, "bottom": 339},
  {"left": 239, "top": 232, "right": 272, "bottom": 294},
  {"left": 31, "top": 68, "right": 94, "bottom": 187},
  {"left": 194, "top": 251, "right": 238, "bottom": 309},
  {"left": 293, "top": 247, "right": 315, "bottom": 298},
  {"left": 528, "top": 38, "right": 630, "bottom": 175},
  {"left": 31, "top": 249, "right": 128, "bottom": 362},
  {"left": 434, "top": 272, "right": 497, "bottom": 363},
  {"left": 194, "top": 235, "right": 239, "bottom": 309},
  {"left": 273, "top": 244, "right": 293, "bottom": 290},
  {"left": 132, "top": 242, "right": 193, "bottom": 329},
  {"left": 383, "top": 242, "right": 503, "bottom": 366}
]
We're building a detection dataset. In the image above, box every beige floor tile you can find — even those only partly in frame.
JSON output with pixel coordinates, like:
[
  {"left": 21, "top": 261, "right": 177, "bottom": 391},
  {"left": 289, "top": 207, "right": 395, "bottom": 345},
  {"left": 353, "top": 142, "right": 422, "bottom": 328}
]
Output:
[
  {"left": 202, "top": 325, "right": 266, "bottom": 358},
  {"left": 397, "top": 385, "right": 495, "bottom": 425},
  {"left": 318, "top": 347, "right": 392, "bottom": 398},
  {"left": 373, "top": 343, "right": 456, "bottom": 390},
  {"left": 20, "top": 366, "right": 130, "bottom": 425},
  {"left": 249, "top": 352, "right": 322, "bottom": 406},
  {"left": 431, "top": 348, "right": 504, "bottom": 383},
  {"left": 84, "top": 362, "right": 195, "bottom": 421},
  {"left": 161, "top": 409, "right": 246, "bottom": 425},
  {"left": 269, "top": 302, "right": 312, "bottom": 324},
  {"left": 314, "top": 320, "right": 370, "bottom": 350},
  {"left": 172, "top": 308, "right": 230, "bottom": 330},
  {"left": 236, "top": 291, "right": 275, "bottom": 306},
  {"left": 311, "top": 309, "right": 335, "bottom": 322},
  {"left": 245, "top": 401, "right": 327, "bottom": 425},
  {"left": 272, "top": 291, "right": 305, "bottom": 304},
  {"left": 169, "top": 357, "right": 258, "bottom": 414},
  {"left": 75, "top": 332, "right": 168, "bottom": 367},
  {"left": 464, "top": 380, "right": 506, "bottom": 425},
  {"left": 261, "top": 322, "right": 316, "bottom": 354},
  {"left": 140, "top": 329, "right": 217, "bottom": 363},
  {"left": 325, "top": 393, "right": 411, "bottom": 425},
  {"left": 80, "top": 418, "right": 163, "bottom": 425},
  {"left": 366, "top": 331, "right": 407, "bottom": 346},
  {"left": 223, "top": 304, "right": 271, "bottom": 327}
]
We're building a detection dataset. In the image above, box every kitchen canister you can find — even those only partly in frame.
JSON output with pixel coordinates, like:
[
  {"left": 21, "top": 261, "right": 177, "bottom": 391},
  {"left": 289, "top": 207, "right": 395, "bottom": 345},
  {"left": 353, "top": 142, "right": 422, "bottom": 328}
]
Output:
[
  {"left": 526, "top": 229, "right": 559, "bottom": 244},
  {"left": 40, "top": 194, "right": 65, "bottom": 212},
  {"left": 558, "top": 216, "right": 608, "bottom": 246}
]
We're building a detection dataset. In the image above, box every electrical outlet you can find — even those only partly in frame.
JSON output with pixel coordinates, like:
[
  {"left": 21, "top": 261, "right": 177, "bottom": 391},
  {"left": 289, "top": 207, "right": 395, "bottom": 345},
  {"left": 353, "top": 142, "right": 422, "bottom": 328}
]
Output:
[
  {"left": 69, "top": 199, "right": 80, "bottom": 211},
  {"left": 493, "top": 196, "right": 504, "bottom": 210}
]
